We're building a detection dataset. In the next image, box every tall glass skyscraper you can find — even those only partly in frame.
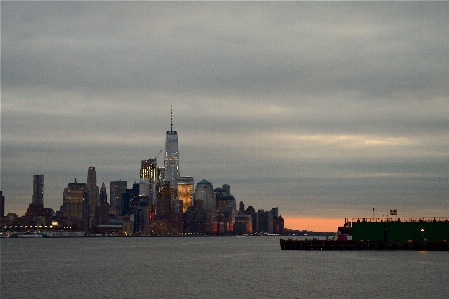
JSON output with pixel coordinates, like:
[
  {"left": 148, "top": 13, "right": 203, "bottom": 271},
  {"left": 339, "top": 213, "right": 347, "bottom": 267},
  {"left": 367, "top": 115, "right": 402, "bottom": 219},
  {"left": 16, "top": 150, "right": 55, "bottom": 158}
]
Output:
[
  {"left": 164, "top": 107, "right": 179, "bottom": 189},
  {"left": 195, "top": 179, "right": 215, "bottom": 212}
]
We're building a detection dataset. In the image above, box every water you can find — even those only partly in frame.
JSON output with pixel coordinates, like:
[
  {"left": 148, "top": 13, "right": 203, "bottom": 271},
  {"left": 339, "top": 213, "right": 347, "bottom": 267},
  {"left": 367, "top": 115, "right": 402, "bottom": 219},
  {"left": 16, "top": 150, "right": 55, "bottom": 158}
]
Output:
[{"left": 2, "top": 236, "right": 449, "bottom": 298}]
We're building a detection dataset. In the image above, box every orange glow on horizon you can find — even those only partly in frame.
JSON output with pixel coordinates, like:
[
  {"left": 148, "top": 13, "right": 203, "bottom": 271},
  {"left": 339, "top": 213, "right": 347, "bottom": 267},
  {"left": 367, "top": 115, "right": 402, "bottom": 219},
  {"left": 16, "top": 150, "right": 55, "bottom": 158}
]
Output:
[{"left": 284, "top": 217, "right": 344, "bottom": 232}]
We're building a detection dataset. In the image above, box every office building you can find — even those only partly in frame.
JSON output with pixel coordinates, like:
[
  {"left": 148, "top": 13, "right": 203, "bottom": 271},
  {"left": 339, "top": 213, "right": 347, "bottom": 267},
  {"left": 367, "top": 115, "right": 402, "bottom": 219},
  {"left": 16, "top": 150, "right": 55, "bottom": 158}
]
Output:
[
  {"left": 195, "top": 179, "right": 215, "bottom": 212},
  {"left": 141, "top": 158, "right": 158, "bottom": 181},
  {"left": 178, "top": 176, "right": 194, "bottom": 213},
  {"left": 32, "top": 174, "right": 44, "bottom": 204},
  {"left": 164, "top": 107, "right": 180, "bottom": 189},
  {"left": 95, "top": 182, "right": 109, "bottom": 226},
  {"left": 110, "top": 181, "right": 127, "bottom": 216},
  {"left": 140, "top": 158, "right": 158, "bottom": 205},
  {"left": 62, "top": 179, "right": 88, "bottom": 229},
  {"left": 87, "top": 167, "right": 99, "bottom": 228},
  {"left": 234, "top": 214, "right": 253, "bottom": 235}
]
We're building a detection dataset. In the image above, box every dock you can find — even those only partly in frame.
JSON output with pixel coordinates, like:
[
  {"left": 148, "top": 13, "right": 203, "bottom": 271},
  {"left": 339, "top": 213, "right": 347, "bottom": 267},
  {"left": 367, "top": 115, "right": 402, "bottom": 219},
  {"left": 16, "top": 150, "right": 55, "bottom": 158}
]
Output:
[{"left": 280, "top": 238, "right": 449, "bottom": 251}]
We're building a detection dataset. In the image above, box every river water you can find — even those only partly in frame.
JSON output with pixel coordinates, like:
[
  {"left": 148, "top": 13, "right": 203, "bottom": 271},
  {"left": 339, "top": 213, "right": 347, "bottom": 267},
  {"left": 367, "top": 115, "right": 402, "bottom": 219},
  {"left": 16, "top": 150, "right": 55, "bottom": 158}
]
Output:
[{"left": 1, "top": 236, "right": 448, "bottom": 298}]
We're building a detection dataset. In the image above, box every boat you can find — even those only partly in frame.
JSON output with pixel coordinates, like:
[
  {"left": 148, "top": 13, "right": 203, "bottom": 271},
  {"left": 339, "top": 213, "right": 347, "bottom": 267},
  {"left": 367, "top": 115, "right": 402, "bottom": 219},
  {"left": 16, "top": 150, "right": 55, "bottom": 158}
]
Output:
[
  {"left": 16, "top": 231, "right": 44, "bottom": 238},
  {"left": 0, "top": 232, "right": 12, "bottom": 238}
]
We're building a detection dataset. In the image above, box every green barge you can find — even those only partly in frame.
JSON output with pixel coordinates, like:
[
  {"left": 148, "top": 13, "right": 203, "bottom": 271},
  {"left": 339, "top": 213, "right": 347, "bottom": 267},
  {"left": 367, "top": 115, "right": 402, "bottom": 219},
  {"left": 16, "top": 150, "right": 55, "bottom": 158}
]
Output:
[{"left": 281, "top": 217, "right": 449, "bottom": 251}]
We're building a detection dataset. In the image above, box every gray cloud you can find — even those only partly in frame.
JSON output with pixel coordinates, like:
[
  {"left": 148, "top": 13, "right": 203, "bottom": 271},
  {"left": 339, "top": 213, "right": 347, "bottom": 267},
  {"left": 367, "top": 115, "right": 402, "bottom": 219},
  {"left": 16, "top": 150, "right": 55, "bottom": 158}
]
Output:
[{"left": 1, "top": 2, "right": 448, "bottom": 222}]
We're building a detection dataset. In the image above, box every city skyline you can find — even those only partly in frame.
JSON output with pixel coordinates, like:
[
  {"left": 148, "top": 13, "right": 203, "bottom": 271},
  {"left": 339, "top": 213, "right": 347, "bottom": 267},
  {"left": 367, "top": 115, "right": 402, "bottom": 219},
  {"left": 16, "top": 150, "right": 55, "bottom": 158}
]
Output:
[{"left": 2, "top": 2, "right": 448, "bottom": 231}]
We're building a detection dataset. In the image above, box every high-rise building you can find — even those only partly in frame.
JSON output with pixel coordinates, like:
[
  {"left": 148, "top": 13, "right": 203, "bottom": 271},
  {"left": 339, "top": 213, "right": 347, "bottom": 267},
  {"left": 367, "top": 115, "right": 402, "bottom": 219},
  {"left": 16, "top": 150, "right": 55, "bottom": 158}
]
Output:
[
  {"left": 215, "top": 184, "right": 236, "bottom": 230},
  {"left": 32, "top": 174, "right": 44, "bottom": 204},
  {"left": 178, "top": 176, "right": 194, "bottom": 213},
  {"left": 0, "top": 191, "right": 5, "bottom": 218},
  {"left": 62, "top": 179, "right": 88, "bottom": 229},
  {"left": 87, "top": 167, "right": 99, "bottom": 229},
  {"left": 99, "top": 182, "right": 108, "bottom": 205},
  {"left": 239, "top": 201, "right": 245, "bottom": 214},
  {"left": 140, "top": 158, "right": 158, "bottom": 205},
  {"left": 156, "top": 181, "right": 173, "bottom": 219},
  {"left": 141, "top": 158, "right": 158, "bottom": 181},
  {"left": 96, "top": 182, "right": 109, "bottom": 226},
  {"left": 164, "top": 106, "right": 179, "bottom": 189},
  {"left": 87, "top": 167, "right": 99, "bottom": 211},
  {"left": 234, "top": 214, "right": 253, "bottom": 235},
  {"left": 194, "top": 179, "right": 215, "bottom": 212},
  {"left": 110, "top": 181, "right": 127, "bottom": 216},
  {"left": 24, "top": 175, "right": 49, "bottom": 226}
]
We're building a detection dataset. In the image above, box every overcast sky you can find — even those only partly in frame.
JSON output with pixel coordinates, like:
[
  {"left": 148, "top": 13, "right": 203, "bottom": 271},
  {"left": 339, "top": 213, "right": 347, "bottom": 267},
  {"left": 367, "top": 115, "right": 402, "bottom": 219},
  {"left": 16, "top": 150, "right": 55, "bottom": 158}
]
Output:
[{"left": 2, "top": 2, "right": 448, "bottom": 226}]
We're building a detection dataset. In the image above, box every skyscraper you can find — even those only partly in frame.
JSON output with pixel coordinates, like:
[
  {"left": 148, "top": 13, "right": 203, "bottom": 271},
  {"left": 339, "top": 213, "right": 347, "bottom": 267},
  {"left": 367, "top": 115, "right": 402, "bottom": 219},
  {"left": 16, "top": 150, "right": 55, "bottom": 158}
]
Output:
[
  {"left": 32, "top": 174, "right": 44, "bottom": 204},
  {"left": 194, "top": 179, "right": 215, "bottom": 212},
  {"left": 96, "top": 182, "right": 109, "bottom": 225},
  {"left": 178, "top": 176, "right": 194, "bottom": 213},
  {"left": 110, "top": 180, "right": 127, "bottom": 216},
  {"left": 140, "top": 158, "right": 158, "bottom": 181},
  {"left": 141, "top": 158, "right": 158, "bottom": 206},
  {"left": 62, "top": 179, "right": 88, "bottom": 229},
  {"left": 164, "top": 106, "right": 179, "bottom": 189},
  {"left": 87, "top": 167, "right": 99, "bottom": 229}
]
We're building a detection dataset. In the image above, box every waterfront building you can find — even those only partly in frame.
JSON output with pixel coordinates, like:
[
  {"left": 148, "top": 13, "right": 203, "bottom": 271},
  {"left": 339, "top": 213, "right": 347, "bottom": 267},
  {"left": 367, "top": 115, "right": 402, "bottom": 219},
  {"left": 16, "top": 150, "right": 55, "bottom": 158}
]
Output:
[
  {"left": 110, "top": 180, "right": 127, "bottom": 216},
  {"left": 274, "top": 214, "right": 284, "bottom": 234},
  {"left": 23, "top": 175, "right": 51, "bottom": 227},
  {"left": 271, "top": 207, "right": 283, "bottom": 234},
  {"left": 183, "top": 206, "right": 201, "bottom": 233},
  {"left": 257, "top": 209, "right": 274, "bottom": 234},
  {"left": 62, "top": 179, "right": 88, "bottom": 229},
  {"left": 195, "top": 179, "right": 215, "bottom": 212},
  {"left": 32, "top": 174, "right": 44, "bottom": 204},
  {"left": 178, "top": 176, "right": 194, "bottom": 213},
  {"left": 234, "top": 214, "right": 253, "bottom": 235},
  {"left": 164, "top": 107, "right": 180, "bottom": 190},
  {"left": 215, "top": 184, "right": 237, "bottom": 230}
]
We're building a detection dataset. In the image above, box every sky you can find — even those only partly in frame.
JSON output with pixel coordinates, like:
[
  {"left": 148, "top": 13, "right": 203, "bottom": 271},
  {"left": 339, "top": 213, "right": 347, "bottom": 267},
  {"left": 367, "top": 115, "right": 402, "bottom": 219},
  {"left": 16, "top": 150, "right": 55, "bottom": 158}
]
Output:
[{"left": 1, "top": 1, "right": 448, "bottom": 232}]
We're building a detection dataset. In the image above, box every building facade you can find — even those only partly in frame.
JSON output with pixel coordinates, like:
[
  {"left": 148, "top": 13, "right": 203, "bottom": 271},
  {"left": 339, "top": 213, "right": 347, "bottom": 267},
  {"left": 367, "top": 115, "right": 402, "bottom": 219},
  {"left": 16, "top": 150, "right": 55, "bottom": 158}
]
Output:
[
  {"left": 110, "top": 181, "right": 127, "bottom": 216},
  {"left": 62, "top": 179, "right": 88, "bottom": 229},
  {"left": 140, "top": 158, "right": 158, "bottom": 206},
  {"left": 96, "top": 182, "right": 109, "bottom": 226},
  {"left": 195, "top": 179, "right": 215, "bottom": 212},
  {"left": 87, "top": 167, "right": 99, "bottom": 229},
  {"left": 32, "top": 174, "right": 44, "bottom": 204},
  {"left": 178, "top": 176, "right": 194, "bottom": 213}
]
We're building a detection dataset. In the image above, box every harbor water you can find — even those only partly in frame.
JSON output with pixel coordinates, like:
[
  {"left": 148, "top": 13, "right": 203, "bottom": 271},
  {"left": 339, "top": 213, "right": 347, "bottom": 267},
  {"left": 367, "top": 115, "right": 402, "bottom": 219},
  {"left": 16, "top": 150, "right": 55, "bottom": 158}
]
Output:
[{"left": 2, "top": 236, "right": 449, "bottom": 298}]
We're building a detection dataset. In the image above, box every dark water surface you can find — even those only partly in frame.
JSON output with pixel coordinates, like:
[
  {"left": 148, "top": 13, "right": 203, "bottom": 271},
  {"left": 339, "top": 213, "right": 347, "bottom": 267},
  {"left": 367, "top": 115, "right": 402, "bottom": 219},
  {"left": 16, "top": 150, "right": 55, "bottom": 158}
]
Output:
[{"left": 2, "top": 236, "right": 449, "bottom": 298}]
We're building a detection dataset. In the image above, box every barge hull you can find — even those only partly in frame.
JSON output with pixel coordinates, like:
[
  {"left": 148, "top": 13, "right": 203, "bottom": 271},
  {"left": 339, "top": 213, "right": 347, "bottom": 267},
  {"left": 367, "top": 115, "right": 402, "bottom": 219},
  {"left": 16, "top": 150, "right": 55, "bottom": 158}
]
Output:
[{"left": 280, "top": 239, "right": 449, "bottom": 251}]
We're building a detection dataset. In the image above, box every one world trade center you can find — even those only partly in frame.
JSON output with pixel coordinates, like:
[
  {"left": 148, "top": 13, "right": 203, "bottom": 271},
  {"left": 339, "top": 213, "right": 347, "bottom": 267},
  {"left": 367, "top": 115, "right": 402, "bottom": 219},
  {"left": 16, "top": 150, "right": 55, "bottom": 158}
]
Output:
[{"left": 164, "top": 106, "right": 179, "bottom": 189}]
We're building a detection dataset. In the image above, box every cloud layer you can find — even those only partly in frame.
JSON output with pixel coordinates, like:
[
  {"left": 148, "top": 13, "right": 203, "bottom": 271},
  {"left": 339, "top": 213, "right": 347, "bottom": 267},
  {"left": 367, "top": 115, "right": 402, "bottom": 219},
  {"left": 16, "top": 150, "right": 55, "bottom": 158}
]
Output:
[{"left": 2, "top": 2, "right": 448, "bottom": 223}]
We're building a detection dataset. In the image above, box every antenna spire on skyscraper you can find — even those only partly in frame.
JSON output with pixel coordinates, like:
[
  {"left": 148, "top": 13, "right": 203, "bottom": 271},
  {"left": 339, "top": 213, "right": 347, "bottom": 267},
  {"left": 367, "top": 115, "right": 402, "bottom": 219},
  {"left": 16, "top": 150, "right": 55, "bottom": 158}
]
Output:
[{"left": 170, "top": 105, "right": 173, "bottom": 133}]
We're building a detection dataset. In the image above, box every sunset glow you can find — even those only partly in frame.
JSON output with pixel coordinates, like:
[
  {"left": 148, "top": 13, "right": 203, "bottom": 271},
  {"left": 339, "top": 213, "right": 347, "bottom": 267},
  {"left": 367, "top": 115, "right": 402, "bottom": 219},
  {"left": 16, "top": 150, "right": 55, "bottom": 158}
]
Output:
[{"left": 284, "top": 217, "right": 344, "bottom": 232}]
